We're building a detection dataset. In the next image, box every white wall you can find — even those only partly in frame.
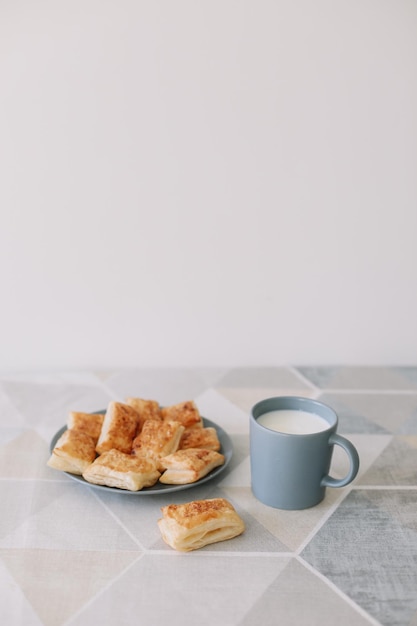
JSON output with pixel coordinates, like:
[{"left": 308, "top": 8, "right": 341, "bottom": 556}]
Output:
[{"left": 1, "top": 0, "right": 416, "bottom": 370}]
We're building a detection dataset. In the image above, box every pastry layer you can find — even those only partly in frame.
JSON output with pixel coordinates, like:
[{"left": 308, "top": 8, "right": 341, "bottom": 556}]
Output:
[
  {"left": 67, "top": 411, "right": 104, "bottom": 442},
  {"left": 132, "top": 419, "right": 185, "bottom": 462},
  {"left": 158, "top": 498, "right": 245, "bottom": 551},
  {"left": 160, "top": 401, "right": 202, "bottom": 430},
  {"left": 47, "top": 429, "right": 96, "bottom": 475},
  {"left": 125, "top": 397, "right": 162, "bottom": 432},
  {"left": 159, "top": 448, "right": 224, "bottom": 484},
  {"left": 83, "top": 448, "right": 160, "bottom": 491},
  {"left": 179, "top": 427, "right": 221, "bottom": 451},
  {"left": 96, "top": 401, "right": 139, "bottom": 455}
]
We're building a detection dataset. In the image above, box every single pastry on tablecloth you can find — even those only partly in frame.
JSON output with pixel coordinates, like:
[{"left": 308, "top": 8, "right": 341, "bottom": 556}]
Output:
[
  {"left": 158, "top": 498, "right": 245, "bottom": 551},
  {"left": 47, "top": 429, "right": 97, "bottom": 475},
  {"left": 159, "top": 448, "right": 224, "bottom": 484},
  {"left": 83, "top": 448, "right": 160, "bottom": 491},
  {"left": 95, "top": 401, "right": 139, "bottom": 455}
]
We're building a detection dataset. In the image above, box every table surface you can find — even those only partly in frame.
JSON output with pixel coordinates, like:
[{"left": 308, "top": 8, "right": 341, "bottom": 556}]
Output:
[{"left": 1, "top": 365, "right": 417, "bottom": 626}]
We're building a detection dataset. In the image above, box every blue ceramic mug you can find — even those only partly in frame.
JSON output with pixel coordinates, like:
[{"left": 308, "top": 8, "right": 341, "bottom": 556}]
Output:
[{"left": 250, "top": 396, "right": 360, "bottom": 510}]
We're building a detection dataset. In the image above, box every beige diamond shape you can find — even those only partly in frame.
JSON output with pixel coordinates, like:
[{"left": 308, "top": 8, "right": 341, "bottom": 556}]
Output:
[
  {"left": 221, "top": 486, "right": 346, "bottom": 552},
  {"left": 332, "top": 434, "right": 392, "bottom": 481},
  {"left": 70, "top": 553, "right": 291, "bottom": 626},
  {"left": 400, "top": 435, "right": 417, "bottom": 449},
  {"left": 0, "top": 430, "right": 52, "bottom": 479},
  {"left": 240, "top": 558, "right": 372, "bottom": 625},
  {"left": 0, "top": 482, "right": 141, "bottom": 552},
  {"left": 0, "top": 557, "right": 43, "bottom": 625},
  {"left": 1, "top": 548, "right": 141, "bottom": 626}
]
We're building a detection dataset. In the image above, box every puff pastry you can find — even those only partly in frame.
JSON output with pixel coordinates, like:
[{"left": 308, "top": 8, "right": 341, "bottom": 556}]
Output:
[
  {"left": 83, "top": 448, "right": 161, "bottom": 491},
  {"left": 158, "top": 498, "right": 245, "bottom": 551},
  {"left": 132, "top": 419, "right": 184, "bottom": 466},
  {"left": 47, "top": 429, "right": 96, "bottom": 475},
  {"left": 159, "top": 448, "right": 225, "bottom": 484},
  {"left": 95, "top": 401, "right": 139, "bottom": 455},
  {"left": 67, "top": 411, "right": 104, "bottom": 442},
  {"left": 179, "top": 427, "right": 221, "bottom": 451},
  {"left": 161, "top": 401, "right": 202, "bottom": 430},
  {"left": 125, "top": 397, "right": 162, "bottom": 432}
]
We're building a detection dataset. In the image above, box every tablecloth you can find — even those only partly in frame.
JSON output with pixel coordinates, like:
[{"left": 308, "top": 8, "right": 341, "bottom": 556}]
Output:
[{"left": 1, "top": 366, "right": 417, "bottom": 626}]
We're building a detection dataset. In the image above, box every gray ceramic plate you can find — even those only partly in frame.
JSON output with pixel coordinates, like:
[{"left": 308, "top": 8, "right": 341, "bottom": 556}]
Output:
[{"left": 49, "top": 415, "right": 233, "bottom": 495}]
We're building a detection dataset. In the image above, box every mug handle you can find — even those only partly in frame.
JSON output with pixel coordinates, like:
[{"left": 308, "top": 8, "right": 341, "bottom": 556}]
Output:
[{"left": 321, "top": 433, "right": 360, "bottom": 488}]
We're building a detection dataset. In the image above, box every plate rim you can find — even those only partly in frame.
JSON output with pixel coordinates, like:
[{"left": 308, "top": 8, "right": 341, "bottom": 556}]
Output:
[{"left": 49, "top": 414, "right": 233, "bottom": 495}]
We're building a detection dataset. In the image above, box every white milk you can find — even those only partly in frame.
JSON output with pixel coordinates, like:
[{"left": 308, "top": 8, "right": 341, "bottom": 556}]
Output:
[{"left": 257, "top": 409, "right": 329, "bottom": 435}]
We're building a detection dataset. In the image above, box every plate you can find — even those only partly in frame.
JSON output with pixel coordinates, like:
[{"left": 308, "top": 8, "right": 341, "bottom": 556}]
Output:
[{"left": 49, "top": 415, "right": 233, "bottom": 495}]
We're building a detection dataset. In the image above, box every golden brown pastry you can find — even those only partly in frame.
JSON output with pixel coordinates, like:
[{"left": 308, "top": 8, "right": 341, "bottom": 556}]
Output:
[
  {"left": 132, "top": 419, "right": 185, "bottom": 466},
  {"left": 179, "top": 427, "right": 221, "bottom": 451},
  {"left": 95, "top": 401, "right": 139, "bottom": 455},
  {"left": 125, "top": 397, "right": 162, "bottom": 432},
  {"left": 47, "top": 429, "right": 97, "bottom": 475},
  {"left": 161, "top": 400, "right": 203, "bottom": 430},
  {"left": 159, "top": 448, "right": 225, "bottom": 484},
  {"left": 158, "top": 498, "right": 245, "bottom": 551},
  {"left": 67, "top": 411, "right": 104, "bottom": 442},
  {"left": 83, "top": 449, "right": 161, "bottom": 491}
]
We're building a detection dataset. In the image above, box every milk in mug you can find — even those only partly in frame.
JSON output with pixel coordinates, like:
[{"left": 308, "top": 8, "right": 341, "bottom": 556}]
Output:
[{"left": 257, "top": 409, "right": 329, "bottom": 435}]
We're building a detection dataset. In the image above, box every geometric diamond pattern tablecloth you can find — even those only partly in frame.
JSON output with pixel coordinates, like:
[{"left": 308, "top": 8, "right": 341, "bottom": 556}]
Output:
[{"left": 0, "top": 366, "right": 416, "bottom": 626}]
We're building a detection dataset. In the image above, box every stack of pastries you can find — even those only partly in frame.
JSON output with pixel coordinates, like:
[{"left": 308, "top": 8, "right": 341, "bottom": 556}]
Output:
[{"left": 47, "top": 399, "right": 225, "bottom": 491}]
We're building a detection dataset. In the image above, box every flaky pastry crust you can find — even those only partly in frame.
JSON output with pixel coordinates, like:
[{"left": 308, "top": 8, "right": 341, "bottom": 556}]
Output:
[
  {"left": 96, "top": 401, "right": 139, "bottom": 455},
  {"left": 158, "top": 498, "right": 245, "bottom": 551},
  {"left": 179, "top": 427, "right": 221, "bottom": 451},
  {"left": 125, "top": 397, "right": 162, "bottom": 432},
  {"left": 159, "top": 448, "right": 225, "bottom": 484},
  {"left": 67, "top": 411, "right": 104, "bottom": 442},
  {"left": 160, "top": 401, "right": 202, "bottom": 430},
  {"left": 83, "top": 448, "right": 160, "bottom": 491},
  {"left": 132, "top": 419, "right": 184, "bottom": 463},
  {"left": 47, "top": 429, "right": 96, "bottom": 475}
]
